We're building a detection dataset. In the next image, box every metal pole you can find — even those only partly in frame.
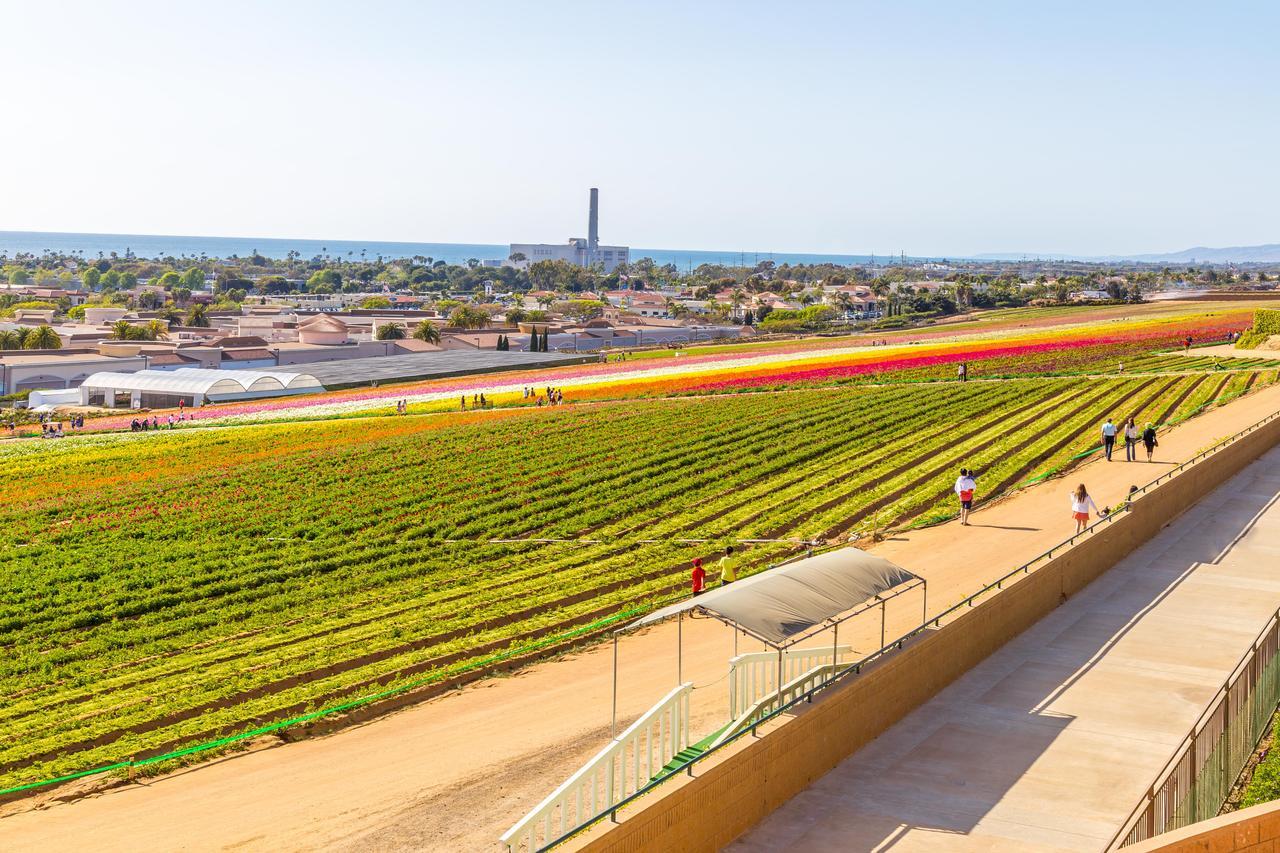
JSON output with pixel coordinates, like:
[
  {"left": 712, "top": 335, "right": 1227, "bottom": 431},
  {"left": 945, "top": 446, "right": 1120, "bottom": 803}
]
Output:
[
  {"left": 922, "top": 579, "right": 928, "bottom": 625},
  {"left": 677, "top": 611, "right": 683, "bottom": 684},
  {"left": 776, "top": 648, "right": 784, "bottom": 708},
  {"left": 832, "top": 622, "right": 839, "bottom": 673},
  {"left": 881, "top": 599, "right": 887, "bottom": 649},
  {"left": 611, "top": 634, "right": 618, "bottom": 739}
]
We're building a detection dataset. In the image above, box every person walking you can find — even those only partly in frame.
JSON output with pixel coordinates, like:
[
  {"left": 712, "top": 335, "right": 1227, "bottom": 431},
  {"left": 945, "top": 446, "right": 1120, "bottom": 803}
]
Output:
[
  {"left": 954, "top": 467, "right": 977, "bottom": 525},
  {"left": 1071, "top": 484, "right": 1099, "bottom": 533},
  {"left": 1101, "top": 418, "right": 1117, "bottom": 461},
  {"left": 718, "top": 546, "right": 738, "bottom": 586},
  {"left": 691, "top": 558, "right": 706, "bottom": 596},
  {"left": 1142, "top": 422, "right": 1158, "bottom": 461},
  {"left": 1124, "top": 417, "right": 1139, "bottom": 461},
  {"left": 957, "top": 362, "right": 967, "bottom": 383}
]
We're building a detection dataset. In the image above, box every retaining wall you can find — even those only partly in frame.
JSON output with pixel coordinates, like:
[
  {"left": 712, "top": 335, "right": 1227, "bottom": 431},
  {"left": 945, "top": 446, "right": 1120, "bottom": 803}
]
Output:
[
  {"left": 1124, "top": 800, "right": 1280, "bottom": 852},
  {"left": 573, "top": 413, "right": 1280, "bottom": 853}
]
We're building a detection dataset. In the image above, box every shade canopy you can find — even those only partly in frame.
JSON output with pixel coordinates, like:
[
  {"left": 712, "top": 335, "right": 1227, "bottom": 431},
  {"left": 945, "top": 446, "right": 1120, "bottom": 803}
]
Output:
[{"left": 624, "top": 547, "right": 918, "bottom": 647}]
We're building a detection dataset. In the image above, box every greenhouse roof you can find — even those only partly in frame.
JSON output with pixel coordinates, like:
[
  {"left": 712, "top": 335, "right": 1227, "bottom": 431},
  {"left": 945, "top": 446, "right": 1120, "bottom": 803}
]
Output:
[{"left": 80, "top": 368, "right": 323, "bottom": 399}]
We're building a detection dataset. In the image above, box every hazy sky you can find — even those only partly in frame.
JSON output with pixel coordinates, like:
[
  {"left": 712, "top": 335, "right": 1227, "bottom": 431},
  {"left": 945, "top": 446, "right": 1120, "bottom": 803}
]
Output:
[{"left": 2, "top": 1, "right": 1277, "bottom": 256}]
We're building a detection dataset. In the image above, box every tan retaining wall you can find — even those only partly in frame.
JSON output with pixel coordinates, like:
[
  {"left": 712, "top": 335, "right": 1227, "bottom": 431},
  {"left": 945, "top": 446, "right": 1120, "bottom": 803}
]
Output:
[
  {"left": 574, "top": 413, "right": 1280, "bottom": 853},
  {"left": 1124, "top": 800, "right": 1280, "bottom": 852}
]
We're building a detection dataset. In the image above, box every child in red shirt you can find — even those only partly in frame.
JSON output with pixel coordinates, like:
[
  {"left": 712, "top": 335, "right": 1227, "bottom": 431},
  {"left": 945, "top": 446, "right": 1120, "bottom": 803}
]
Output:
[{"left": 691, "top": 558, "right": 706, "bottom": 596}]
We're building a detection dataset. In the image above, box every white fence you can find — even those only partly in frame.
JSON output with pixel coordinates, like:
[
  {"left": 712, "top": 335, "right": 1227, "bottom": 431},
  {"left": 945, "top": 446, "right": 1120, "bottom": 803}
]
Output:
[
  {"left": 728, "top": 645, "right": 852, "bottom": 721},
  {"left": 500, "top": 682, "right": 693, "bottom": 852},
  {"left": 713, "top": 662, "right": 838, "bottom": 749}
]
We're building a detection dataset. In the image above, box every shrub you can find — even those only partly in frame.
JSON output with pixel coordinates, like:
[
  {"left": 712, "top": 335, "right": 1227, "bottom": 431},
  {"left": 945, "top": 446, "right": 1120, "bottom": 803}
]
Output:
[{"left": 1236, "top": 309, "right": 1280, "bottom": 349}]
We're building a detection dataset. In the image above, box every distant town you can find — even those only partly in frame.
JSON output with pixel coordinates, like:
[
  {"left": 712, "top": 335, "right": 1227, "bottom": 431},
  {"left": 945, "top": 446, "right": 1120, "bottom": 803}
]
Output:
[{"left": 1, "top": 188, "right": 1277, "bottom": 411}]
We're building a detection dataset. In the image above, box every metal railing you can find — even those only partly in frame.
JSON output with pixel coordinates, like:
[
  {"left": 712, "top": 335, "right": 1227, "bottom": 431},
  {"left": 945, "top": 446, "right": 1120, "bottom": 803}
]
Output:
[
  {"left": 501, "top": 682, "right": 693, "bottom": 852},
  {"left": 713, "top": 663, "right": 838, "bottom": 750},
  {"left": 527, "top": 406, "right": 1280, "bottom": 853},
  {"left": 1109, "top": 608, "right": 1280, "bottom": 848},
  {"left": 728, "top": 646, "right": 853, "bottom": 721}
]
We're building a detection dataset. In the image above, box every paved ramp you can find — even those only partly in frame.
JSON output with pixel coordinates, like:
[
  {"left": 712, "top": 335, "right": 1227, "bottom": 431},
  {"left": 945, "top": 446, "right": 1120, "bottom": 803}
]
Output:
[{"left": 732, "top": 446, "right": 1280, "bottom": 852}]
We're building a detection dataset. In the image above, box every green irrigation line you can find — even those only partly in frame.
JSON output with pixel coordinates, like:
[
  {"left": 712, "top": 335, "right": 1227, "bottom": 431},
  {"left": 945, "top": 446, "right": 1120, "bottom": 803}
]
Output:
[{"left": 0, "top": 598, "right": 672, "bottom": 799}]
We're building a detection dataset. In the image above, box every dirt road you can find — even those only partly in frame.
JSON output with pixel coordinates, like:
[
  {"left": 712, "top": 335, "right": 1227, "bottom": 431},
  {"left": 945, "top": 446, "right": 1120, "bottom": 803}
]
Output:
[{"left": 4, "top": 383, "right": 1280, "bottom": 853}]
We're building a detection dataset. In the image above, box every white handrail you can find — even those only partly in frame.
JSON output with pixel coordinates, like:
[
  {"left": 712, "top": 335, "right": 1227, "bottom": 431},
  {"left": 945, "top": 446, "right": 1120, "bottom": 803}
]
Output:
[
  {"left": 728, "top": 645, "right": 853, "bottom": 720},
  {"left": 712, "top": 663, "right": 836, "bottom": 750},
  {"left": 501, "top": 682, "right": 692, "bottom": 852}
]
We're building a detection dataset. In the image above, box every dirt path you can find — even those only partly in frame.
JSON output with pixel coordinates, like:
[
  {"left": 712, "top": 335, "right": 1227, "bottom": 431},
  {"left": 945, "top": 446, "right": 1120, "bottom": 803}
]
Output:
[{"left": 4, "top": 384, "right": 1280, "bottom": 853}]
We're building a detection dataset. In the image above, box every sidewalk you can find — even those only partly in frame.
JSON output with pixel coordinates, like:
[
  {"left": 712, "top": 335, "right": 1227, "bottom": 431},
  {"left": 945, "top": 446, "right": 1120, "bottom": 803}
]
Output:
[{"left": 732, "top": 444, "right": 1280, "bottom": 851}]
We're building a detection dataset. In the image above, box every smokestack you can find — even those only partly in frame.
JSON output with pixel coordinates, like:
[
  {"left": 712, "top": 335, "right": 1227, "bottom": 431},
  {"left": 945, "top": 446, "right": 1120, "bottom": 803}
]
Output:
[{"left": 588, "top": 187, "right": 599, "bottom": 253}]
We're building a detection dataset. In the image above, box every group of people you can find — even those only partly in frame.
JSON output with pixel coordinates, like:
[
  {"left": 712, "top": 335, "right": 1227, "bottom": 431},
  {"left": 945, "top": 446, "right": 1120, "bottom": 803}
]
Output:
[
  {"left": 130, "top": 412, "right": 191, "bottom": 431},
  {"left": 689, "top": 546, "right": 737, "bottom": 595},
  {"left": 36, "top": 412, "right": 86, "bottom": 438},
  {"left": 1100, "top": 417, "right": 1158, "bottom": 462},
  {"left": 523, "top": 386, "right": 566, "bottom": 407},
  {"left": 394, "top": 399, "right": 410, "bottom": 415},
  {"left": 460, "top": 394, "right": 491, "bottom": 410},
  {"left": 957, "top": 466, "right": 1135, "bottom": 535}
]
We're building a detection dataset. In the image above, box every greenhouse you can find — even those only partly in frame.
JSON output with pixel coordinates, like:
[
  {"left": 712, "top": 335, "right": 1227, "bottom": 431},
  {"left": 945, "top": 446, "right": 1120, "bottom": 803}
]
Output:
[{"left": 78, "top": 368, "right": 323, "bottom": 409}]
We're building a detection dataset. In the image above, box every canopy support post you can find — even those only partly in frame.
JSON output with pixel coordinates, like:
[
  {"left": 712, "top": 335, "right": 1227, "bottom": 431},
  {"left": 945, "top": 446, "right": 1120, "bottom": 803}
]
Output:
[
  {"left": 832, "top": 621, "right": 839, "bottom": 675},
  {"left": 922, "top": 578, "right": 928, "bottom": 625},
  {"left": 677, "top": 610, "right": 683, "bottom": 684},
  {"left": 776, "top": 647, "right": 784, "bottom": 711},
  {"left": 611, "top": 634, "right": 618, "bottom": 739},
  {"left": 880, "top": 598, "right": 887, "bottom": 649}
]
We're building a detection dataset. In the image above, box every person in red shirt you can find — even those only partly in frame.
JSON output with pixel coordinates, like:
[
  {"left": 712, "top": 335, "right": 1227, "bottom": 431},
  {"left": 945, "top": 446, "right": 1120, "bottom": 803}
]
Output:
[
  {"left": 954, "top": 467, "right": 977, "bottom": 526},
  {"left": 691, "top": 558, "right": 706, "bottom": 596}
]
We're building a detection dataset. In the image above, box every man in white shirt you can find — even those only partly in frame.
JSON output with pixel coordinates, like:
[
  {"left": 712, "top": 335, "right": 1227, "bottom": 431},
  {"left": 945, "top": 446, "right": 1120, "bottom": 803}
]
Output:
[
  {"left": 954, "top": 468, "right": 977, "bottom": 525},
  {"left": 1101, "top": 418, "right": 1117, "bottom": 461}
]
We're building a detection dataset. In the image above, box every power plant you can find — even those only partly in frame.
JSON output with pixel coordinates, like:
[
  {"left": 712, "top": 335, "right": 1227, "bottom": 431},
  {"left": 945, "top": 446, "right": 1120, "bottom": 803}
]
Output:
[{"left": 506, "top": 188, "right": 630, "bottom": 273}]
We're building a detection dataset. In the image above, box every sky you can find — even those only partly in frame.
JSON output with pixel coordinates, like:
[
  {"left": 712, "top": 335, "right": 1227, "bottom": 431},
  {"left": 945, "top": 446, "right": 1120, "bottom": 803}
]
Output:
[{"left": 1, "top": 0, "right": 1277, "bottom": 257}]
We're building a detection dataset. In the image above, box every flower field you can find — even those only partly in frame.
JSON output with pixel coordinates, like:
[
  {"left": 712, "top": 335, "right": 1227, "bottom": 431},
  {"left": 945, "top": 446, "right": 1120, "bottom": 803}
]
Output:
[
  {"left": 0, "top": 361, "right": 1275, "bottom": 792},
  {"left": 57, "top": 305, "right": 1269, "bottom": 434}
]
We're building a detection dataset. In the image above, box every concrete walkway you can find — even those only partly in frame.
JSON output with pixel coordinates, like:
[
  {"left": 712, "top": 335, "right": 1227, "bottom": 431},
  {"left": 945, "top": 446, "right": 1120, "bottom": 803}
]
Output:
[{"left": 732, "top": 445, "right": 1280, "bottom": 852}]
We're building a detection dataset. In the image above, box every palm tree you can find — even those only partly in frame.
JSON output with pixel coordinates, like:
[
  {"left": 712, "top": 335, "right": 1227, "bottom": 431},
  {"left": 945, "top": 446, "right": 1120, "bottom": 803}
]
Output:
[
  {"left": 22, "top": 325, "right": 61, "bottom": 350},
  {"left": 185, "top": 303, "right": 210, "bottom": 327},
  {"left": 0, "top": 330, "right": 21, "bottom": 350},
  {"left": 832, "top": 292, "right": 855, "bottom": 318},
  {"left": 413, "top": 322, "right": 442, "bottom": 344},
  {"left": 110, "top": 320, "right": 137, "bottom": 340},
  {"left": 145, "top": 319, "right": 170, "bottom": 340},
  {"left": 375, "top": 322, "right": 407, "bottom": 341}
]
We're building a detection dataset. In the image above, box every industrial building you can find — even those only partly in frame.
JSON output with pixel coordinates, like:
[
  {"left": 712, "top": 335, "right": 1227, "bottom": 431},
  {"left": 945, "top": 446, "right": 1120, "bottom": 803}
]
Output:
[{"left": 507, "top": 188, "right": 630, "bottom": 273}]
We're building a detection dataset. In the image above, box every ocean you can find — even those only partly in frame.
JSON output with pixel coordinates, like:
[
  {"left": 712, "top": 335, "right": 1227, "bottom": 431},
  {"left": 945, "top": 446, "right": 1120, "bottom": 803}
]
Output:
[{"left": 0, "top": 230, "right": 904, "bottom": 270}]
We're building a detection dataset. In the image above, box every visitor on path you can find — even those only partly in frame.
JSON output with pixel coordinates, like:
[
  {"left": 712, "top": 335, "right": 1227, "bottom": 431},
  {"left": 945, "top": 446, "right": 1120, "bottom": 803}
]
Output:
[
  {"left": 1101, "top": 418, "right": 1117, "bottom": 461},
  {"left": 954, "top": 468, "right": 977, "bottom": 525},
  {"left": 718, "top": 546, "right": 737, "bottom": 586},
  {"left": 691, "top": 558, "right": 706, "bottom": 596},
  {"left": 1071, "top": 484, "right": 1100, "bottom": 533},
  {"left": 1184, "top": 335, "right": 1193, "bottom": 354},
  {"left": 957, "top": 362, "right": 967, "bottom": 383},
  {"left": 1124, "top": 417, "right": 1139, "bottom": 461},
  {"left": 1142, "top": 422, "right": 1158, "bottom": 461},
  {"left": 460, "top": 395, "right": 466, "bottom": 410}
]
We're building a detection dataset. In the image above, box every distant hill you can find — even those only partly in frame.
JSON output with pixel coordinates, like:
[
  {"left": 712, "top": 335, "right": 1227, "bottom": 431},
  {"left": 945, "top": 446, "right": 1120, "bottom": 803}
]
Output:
[{"left": 975, "top": 244, "right": 1280, "bottom": 264}]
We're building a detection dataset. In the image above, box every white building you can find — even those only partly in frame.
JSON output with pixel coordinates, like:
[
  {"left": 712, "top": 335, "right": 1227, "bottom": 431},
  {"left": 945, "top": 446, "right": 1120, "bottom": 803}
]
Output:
[{"left": 506, "top": 188, "right": 630, "bottom": 273}]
